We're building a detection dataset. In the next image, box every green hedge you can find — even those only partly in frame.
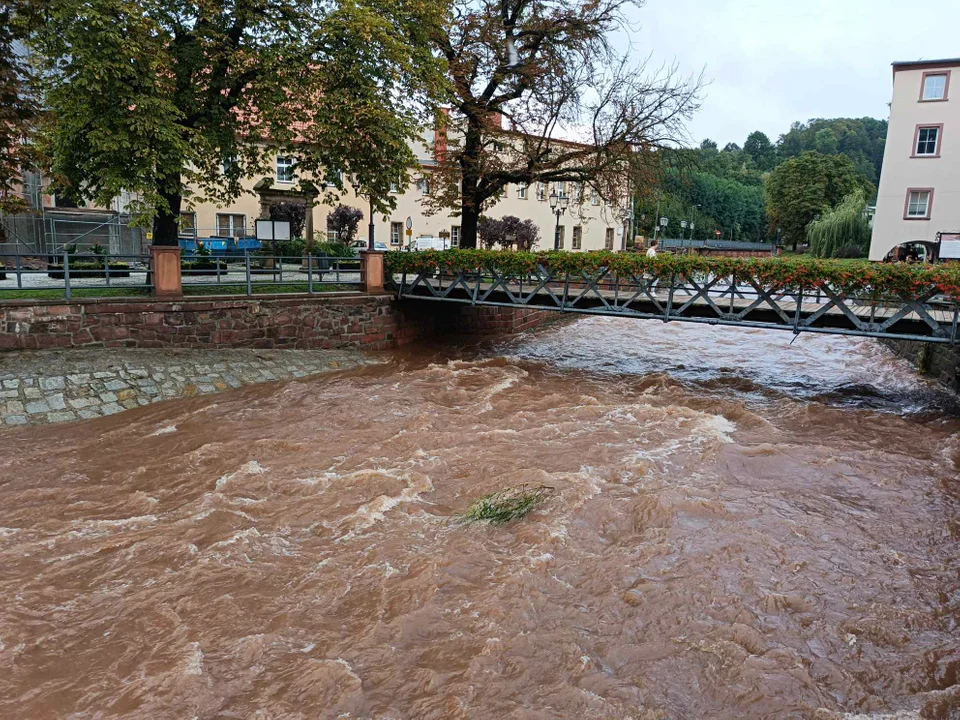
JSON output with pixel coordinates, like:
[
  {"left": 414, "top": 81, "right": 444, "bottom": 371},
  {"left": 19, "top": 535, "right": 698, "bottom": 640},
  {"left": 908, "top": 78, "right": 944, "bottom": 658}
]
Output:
[
  {"left": 385, "top": 249, "right": 960, "bottom": 300},
  {"left": 48, "top": 262, "right": 131, "bottom": 279}
]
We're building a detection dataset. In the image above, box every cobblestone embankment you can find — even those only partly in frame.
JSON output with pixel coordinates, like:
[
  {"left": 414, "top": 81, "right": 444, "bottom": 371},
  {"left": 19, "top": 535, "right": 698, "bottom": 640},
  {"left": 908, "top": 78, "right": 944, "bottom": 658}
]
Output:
[{"left": 0, "top": 348, "right": 377, "bottom": 427}]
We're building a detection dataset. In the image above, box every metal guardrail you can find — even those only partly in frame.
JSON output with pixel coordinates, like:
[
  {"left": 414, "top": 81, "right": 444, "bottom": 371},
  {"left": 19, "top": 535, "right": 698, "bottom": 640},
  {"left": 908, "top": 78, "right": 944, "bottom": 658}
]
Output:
[
  {"left": 0, "top": 253, "right": 154, "bottom": 298},
  {"left": 661, "top": 238, "right": 776, "bottom": 252},
  {"left": 178, "top": 254, "right": 362, "bottom": 295},
  {"left": 0, "top": 253, "right": 363, "bottom": 299},
  {"left": 389, "top": 263, "right": 960, "bottom": 344}
]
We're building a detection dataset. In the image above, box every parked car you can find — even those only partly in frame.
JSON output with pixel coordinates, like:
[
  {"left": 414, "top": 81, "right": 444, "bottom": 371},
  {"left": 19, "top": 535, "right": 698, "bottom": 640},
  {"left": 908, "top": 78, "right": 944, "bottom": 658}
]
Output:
[{"left": 350, "top": 240, "right": 389, "bottom": 254}]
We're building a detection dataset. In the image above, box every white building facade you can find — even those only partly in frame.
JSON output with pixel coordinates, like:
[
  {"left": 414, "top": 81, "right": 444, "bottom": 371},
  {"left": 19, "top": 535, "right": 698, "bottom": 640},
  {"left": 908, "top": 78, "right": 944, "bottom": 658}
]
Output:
[{"left": 870, "top": 58, "right": 960, "bottom": 261}]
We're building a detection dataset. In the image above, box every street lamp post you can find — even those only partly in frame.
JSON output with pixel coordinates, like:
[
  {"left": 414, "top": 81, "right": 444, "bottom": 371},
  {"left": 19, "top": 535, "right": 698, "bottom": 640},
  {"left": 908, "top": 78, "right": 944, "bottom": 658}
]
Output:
[
  {"left": 368, "top": 194, "right": 376, "bottom": 250},
  {"left": 681, "top": 220, "right": 688, "bottom": 241},
  {"left": 654, "top": 216, "right": 668, "bottom": 244},
  {"left": 621, "top": 209, "right": 634, "bottom": 251},
  {"left": 549, "top": 190, "right": 568, "bottom": 250}
]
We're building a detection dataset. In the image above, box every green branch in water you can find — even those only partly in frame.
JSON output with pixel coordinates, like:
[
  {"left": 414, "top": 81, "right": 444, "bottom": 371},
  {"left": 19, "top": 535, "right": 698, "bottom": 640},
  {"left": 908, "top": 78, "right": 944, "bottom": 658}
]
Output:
[{"left": 455, "top": 485, "right": 556, "bottom": 526}]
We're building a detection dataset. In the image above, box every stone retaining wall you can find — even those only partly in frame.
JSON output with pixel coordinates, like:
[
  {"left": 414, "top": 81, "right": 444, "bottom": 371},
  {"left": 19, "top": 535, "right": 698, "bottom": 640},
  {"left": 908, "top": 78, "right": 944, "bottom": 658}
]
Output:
[
  {"left": 0, "top": 293, "right": 563, "bottom": 354},
  {"left": 881, "top": 338, "right": 959, "bottom": 393},
  {"left": 0, "top": 294, "right": 429, "bottom": 352}
]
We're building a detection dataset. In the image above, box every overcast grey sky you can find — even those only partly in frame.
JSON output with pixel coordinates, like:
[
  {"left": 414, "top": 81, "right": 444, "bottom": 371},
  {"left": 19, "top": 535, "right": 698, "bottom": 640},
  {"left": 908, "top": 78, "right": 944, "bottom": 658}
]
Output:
[{"left": 623, "top": 0, "right": 960, "bottom": 147}]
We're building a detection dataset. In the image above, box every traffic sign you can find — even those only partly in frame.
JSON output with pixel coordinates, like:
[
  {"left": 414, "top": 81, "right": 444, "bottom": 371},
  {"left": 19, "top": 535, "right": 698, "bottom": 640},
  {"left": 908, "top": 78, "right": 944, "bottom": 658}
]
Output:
[{"left": 405, "top": 216, "right": 413, "bottom": 230}]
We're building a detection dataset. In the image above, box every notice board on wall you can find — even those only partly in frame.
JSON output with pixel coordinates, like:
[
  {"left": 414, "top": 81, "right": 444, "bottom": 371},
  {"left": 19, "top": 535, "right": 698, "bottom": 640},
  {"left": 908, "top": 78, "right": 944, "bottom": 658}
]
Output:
[{"left": 939, "top": 233, "right": 960, "bottom": 259}]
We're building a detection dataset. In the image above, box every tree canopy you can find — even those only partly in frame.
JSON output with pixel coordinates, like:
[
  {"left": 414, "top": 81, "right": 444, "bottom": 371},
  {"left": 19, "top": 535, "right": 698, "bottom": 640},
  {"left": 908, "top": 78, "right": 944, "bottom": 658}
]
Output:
[
  {"left": 765, "top": 151, "right": 873, "bottom": 250},
  {"left": 426, "top": 0, "right": 704, "bottom": 248},
  {"left": 21, "top": 0, "right": 446, "bottom": 245},
  {"left": 806, "top": 188, "right": 871, "bottom": 259},
  {"left": 0, "top": 4, "right": 36, "bottom": 214}
]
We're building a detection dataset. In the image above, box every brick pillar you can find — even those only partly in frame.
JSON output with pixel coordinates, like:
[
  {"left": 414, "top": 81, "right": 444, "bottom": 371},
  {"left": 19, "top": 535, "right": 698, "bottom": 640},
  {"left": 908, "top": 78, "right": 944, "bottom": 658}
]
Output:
[
  {"left": 150, "top": 245, "right": 182, "bottom": 298},
  {"left": 361, "top": 250, "right": 385, "bottom": 293}
]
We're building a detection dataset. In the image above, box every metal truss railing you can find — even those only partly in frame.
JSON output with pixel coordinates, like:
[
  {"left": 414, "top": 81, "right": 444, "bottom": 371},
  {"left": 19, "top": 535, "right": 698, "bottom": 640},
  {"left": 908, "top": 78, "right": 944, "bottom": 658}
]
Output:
[{"left": 389, "top": 264, "right": 960, "bottom": 344}]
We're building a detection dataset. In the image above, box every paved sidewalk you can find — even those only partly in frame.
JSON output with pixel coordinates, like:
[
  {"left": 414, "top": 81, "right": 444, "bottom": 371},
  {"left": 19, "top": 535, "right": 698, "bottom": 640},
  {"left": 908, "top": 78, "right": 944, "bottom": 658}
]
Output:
[{"left": 0, "top": 348, "right": 378, "bottom": 427}]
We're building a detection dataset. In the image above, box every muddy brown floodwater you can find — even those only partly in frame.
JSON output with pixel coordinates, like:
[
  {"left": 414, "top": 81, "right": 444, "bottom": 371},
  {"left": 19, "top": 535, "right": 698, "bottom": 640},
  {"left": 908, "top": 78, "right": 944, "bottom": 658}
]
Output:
[{"left": 1, "top": 317, "right": 958, "bottom": 719}]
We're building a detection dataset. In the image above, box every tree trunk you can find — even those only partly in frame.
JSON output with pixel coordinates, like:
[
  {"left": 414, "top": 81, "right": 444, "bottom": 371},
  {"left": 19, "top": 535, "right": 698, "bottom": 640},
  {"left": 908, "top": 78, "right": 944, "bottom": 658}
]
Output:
[
  {"left": 457, "top": 123, "right": 484, "bottom": 249},
  {"left": 152, "top": 180, "right": 183, "bottom": 247},
  {"left": 460, "top": 204, "right": 480, "bottom": 249}
]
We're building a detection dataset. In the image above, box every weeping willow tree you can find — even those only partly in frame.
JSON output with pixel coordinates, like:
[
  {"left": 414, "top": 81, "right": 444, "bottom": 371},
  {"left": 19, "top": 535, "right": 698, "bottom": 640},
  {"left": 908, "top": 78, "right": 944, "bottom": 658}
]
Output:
[{"left": 806, "top": 188, "right": 871, "bottom": 258}]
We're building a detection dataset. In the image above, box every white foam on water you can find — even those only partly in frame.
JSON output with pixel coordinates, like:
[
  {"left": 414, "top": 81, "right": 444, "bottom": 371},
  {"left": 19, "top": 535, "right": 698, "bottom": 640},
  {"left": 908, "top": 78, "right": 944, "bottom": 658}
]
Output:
[
  {"left": 215, "top": 460, "right": 268, "bottom": 490},
  {"left": 0, "top": 527, "right": 20, "bottom": 538},
  {"left": 208, "top": 527, "right": 261, "bottom": 550},
  {"left": 148, "top": 424, "right": 178, "bottom": 437},
  {"left": 183, "top": 642, "right": 204, "bottom": 676},
  {"left": 336, "top": 472, "right": 434, "bottom": 540}
]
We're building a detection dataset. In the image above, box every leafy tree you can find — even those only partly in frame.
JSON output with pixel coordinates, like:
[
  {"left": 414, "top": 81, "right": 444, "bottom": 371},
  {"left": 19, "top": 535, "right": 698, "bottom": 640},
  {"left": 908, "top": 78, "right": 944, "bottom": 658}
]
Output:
[
  {"left": 743, "top": 131, "right": 776, "bottom": 172},
  {"left": 327, "top": 205, "right": 364, "bottom": 245},
  {"left": 426, "top": 0, "right": 704, "bottom": 248},
  {"left": 777, "top": 118, "right": 887, "bottom": 187},
  {"left": 22, "top": 0, "right": 445, "bottom": 246},
  {"left": 268, "top": 202, "right": 307, "bottom": 239},
  {"left": 0, "top": 3, "right": 36, "bottom": 213},
  {"left": 806, "top": 188, "right": 871, "bottom": 259},
  {"left": 478, "top": 215, "right": 540, "bottom": 250},
  {"left": 765, "top": 151, "right": 873, "bottom": 250}
]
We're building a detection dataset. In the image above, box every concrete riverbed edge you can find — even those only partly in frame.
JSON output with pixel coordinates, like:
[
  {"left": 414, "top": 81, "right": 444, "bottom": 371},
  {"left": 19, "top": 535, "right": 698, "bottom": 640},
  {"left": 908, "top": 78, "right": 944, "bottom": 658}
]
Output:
[{"left": 0, "top": 293, "right": 567, "bottom": 426}]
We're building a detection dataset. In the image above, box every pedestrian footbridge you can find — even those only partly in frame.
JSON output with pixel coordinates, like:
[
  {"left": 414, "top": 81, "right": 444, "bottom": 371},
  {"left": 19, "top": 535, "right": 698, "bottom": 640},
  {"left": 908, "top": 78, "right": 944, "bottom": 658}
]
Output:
[{"left": 388, "top": 256, "right": 960, "bottom": 344}]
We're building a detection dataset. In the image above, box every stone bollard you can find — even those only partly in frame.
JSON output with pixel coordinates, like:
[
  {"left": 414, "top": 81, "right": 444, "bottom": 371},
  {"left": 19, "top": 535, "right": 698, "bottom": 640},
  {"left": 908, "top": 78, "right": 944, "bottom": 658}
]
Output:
[
  {"left": 150, "top": 245, "right": 183, "bottom": 298},
  {"left": 360, "top": 250, "right": 385, "bottom": 294}
]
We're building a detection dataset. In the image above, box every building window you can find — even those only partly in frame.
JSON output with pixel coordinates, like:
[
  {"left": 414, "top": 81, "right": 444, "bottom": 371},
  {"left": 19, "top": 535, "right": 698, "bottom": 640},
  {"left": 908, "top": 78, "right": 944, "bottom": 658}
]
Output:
[
  {"left": 216, "top": 213, "right": 246, "bottom": 237},
  {"left": 605, "top": 227, "right": 614, "bottom": 250},
  {"left": 921, "top": 72, "right": 949, "bottom": 102},
  {"left": 555, "top": 225, "right": 565, "bottom": 250},
  {"left": 276, "top": 156, "right": 295, "bottom": 183},
  {"left": 556, "top": 181, "right": 567, "bottom": 198},
  {"left": 222, "top": 157, "right": 235, "bottom": 176},
  {"left": 914, "top": 125, "right": 942, "bottom": 157},
  {"left": 572, "top": 226, "right": 582, "bottom": 250},
  {"left": 326, "top": 217, "right": 339, "bottom": 241},
  {"left": 389, "top": 181, "right": 399, "bottom": 193},
  {"left": 417, "top": 177, "right": 431, "bottom": 195},
  {"left": 592, "top": 190, "right": 600, "bottom": 206},
  {"left": 537, "top": 182, "right": 546, "bottom": 201},
  {"left": 904, "top": 189, "right": 933, "bottom": 220},
  {"left": 451, "top": 225, "right": 460, "bottom": 246},
  {"left": 179, "top": 212, "right": 197, "bottom": 238},
  {"left": 390, "top": 221, "right": 403, "bottom": 245},
  {"left": 517, "top": 182, "right": 527, "bottom": 199}
]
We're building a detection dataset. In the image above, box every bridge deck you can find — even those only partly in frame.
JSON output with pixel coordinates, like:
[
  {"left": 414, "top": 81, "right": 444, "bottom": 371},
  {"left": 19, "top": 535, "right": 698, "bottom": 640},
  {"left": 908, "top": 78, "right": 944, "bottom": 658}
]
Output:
[{"left": 391, "top": 271, "right": 960, "bottom": 344}]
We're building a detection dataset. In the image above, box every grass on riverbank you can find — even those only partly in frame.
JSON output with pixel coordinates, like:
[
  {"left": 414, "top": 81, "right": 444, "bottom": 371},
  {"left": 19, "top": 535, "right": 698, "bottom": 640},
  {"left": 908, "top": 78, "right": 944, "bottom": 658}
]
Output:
[
  {"left": 455, "top": 485, "right": 556, "bottom": 525},
  {"left": 0, "top": 283, "right": 358, "bottom": 301}
]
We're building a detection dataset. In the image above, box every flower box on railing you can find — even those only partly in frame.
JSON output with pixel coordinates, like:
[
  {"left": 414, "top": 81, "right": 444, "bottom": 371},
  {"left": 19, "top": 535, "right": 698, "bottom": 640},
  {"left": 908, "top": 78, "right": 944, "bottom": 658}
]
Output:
[
  {"left": 47, "top": 261, "right": 131, "bottom": 279},
  {"left": 385, "top": 249, "right": 960, "bottom": 302}
]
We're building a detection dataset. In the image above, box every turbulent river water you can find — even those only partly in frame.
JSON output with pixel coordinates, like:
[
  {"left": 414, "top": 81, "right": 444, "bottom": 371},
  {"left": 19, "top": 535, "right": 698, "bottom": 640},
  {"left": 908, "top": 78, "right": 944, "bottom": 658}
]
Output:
[{"left": 1, "top": 318, "right": 958, "bottom": 719}]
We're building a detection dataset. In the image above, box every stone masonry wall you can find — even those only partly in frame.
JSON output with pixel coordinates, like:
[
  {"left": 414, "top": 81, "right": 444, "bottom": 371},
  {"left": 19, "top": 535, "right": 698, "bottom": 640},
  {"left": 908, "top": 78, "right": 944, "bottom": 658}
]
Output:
[
  {"left": 0, "top": 293, "right": 563, "bottom": 354},
  {"left": 0, "top": 294, "right": 433, "bottom": 352},
  {"left": 881, "top": 338, "right": 959, "bottom": 393}
]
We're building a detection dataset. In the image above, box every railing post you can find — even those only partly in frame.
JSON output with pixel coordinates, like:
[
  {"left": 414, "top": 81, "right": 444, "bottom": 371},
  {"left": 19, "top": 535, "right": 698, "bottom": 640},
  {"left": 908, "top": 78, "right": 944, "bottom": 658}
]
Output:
[
  {"left": 307, "top": 254, "right": 314, "bottom": 294},
  {"left": 245, "top": 253, "right": 252, "bottom": 296},
  {"left": 15, "top": 253, "right": 22, "bottom": 290},
  {"left": 149, "top": 245, "right": 182, "bottom": 298},
  {"left": 104, "top": 253, "right": 111, "bottom": 287},
  {"left": 63, "top": 250, "right": 71, "bottom": 300},
  {"left": 360, "top": 250, "right": 385, "bottom": 293}
]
